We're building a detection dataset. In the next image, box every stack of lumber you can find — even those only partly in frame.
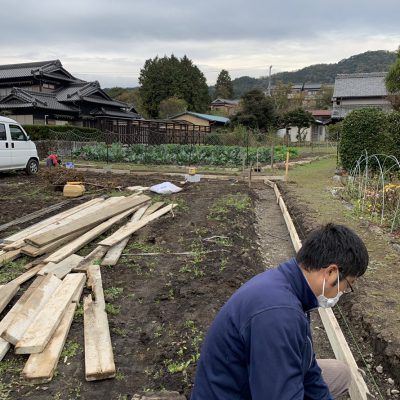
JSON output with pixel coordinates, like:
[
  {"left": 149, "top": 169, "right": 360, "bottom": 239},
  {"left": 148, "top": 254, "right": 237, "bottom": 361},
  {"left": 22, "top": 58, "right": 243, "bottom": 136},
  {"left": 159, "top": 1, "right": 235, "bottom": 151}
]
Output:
[{"left": 0, "top": 193, "right": 177, "bottom": 382}]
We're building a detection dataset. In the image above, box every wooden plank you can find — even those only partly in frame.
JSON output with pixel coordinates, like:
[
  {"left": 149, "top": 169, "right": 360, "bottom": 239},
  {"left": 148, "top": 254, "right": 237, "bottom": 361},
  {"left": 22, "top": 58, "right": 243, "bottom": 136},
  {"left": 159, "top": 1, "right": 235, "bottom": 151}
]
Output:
[
  {"left": 23, "top": 196, "right": 124, "bottom": 247},
  {"left": 270, "top": 182, "right": 372, "bottom": 400},
  {"left": 74, "top": 246, "right": 109, "bottom": 272},
  {"left": 0, "top": 276, "right": 44, "bottom": 361},
  {"left": 27, "top": 195, "right": 150, "bottom": 247},
  {"left": 0, "top": 282, "right": 20, "bottom": 315},
  {"left": 142, "top": 201, "right": 164, "bottom": 218},
  {"left": 0, "top": 200, "right": 70, "bottom": 233},
  {"left": 87, "top": 265, "right": 105, "bottom": 307},
  {"left": 4, "top": 198, "right": 105, "bottom": 244},
  {"left": 102, "top": 205, "right": 150, "bottom": 266},
  {"left": 278, "top": 196, "right": 302, "bottom": 252},
  {"left": 2, "top": 274, "right": 62, "bottom": 345},
  {"left": 0, "top": 249, "right": 21, "bottom": 265},
  {"left": 10, "top": 264, "right": 44, "bottom": 286},
  {"left": 0, "top": 339, "right": 10, "bottom": 361},
  {"left": 38, "top": 254, "right": 84, "bottom": 279},
  {"left": 4, "top": 198, "right": 117, "bottom": 251},
  {"left": 20, "top": 229, "right": 87, "bottom": 257},
  {"left": 44, "top": 206, "right": 142, "bottom": 264},
  {"left": 319, "top": 308, "right": 371, "bottom": 400},
  {"left": 99, "top": 204, "right": 177, "bottom": 247},
  {"left": 84, "top": 294, "right": 115, "bottom": 381},
  {"left": 0, "top": 276, "right": 44, "bottom": 336},
  {"left": 22, "top": 302, "right": 77, "bottom": 382},
  {"left": 15, "top": 273, "right": 86, "bottom": 354}
]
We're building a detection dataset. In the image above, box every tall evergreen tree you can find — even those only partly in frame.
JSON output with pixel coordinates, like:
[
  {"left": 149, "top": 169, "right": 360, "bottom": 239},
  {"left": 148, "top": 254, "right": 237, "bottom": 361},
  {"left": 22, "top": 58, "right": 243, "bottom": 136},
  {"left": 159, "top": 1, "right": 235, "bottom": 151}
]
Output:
[
  {"left": 231, "top": 89, "right": 276, "bottom": 131},
  {"left": 139, "top": 55, "right": 210, "bottom": 118},
  {"left": 385, "top": 47, "right": 400, "bottom": 111},
  {"left": 215, "top": 69, "right": 234, "bottom": 99}
]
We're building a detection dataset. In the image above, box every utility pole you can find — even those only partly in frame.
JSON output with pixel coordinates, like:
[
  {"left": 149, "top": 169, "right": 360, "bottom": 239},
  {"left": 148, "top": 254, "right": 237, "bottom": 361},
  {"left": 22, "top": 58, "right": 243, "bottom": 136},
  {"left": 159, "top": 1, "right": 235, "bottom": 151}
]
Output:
[{"left": 267, "top": 65, "right": 272, "bottom": 96}]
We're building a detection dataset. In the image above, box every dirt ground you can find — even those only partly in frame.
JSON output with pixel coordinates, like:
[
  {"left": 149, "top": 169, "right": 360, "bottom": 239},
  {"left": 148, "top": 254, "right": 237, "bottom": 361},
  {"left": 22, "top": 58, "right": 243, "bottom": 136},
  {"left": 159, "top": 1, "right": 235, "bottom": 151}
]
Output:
[
  {"left": 0, "top": 167, "right": 395, "bottom": 399},
  {"left": 0, "top": 170, "right": 268, "bottom": 399},
  {"left": 279, "top": 176, "right": 400, "bottom": 400}
]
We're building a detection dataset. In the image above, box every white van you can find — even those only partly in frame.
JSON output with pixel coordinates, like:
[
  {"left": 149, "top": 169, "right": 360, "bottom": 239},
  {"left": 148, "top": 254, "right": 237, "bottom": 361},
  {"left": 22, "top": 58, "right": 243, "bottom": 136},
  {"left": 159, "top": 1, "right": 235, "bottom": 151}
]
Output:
[{"left": 0, "top": 116, "right": 39, "bottom": 175}]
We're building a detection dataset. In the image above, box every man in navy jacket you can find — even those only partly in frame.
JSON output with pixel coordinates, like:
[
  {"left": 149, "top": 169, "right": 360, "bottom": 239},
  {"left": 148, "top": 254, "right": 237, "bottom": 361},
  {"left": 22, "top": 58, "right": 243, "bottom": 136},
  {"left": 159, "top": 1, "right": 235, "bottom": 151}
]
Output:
[{"left": 191, "top": 223, "right": 368, "bottom": 399}]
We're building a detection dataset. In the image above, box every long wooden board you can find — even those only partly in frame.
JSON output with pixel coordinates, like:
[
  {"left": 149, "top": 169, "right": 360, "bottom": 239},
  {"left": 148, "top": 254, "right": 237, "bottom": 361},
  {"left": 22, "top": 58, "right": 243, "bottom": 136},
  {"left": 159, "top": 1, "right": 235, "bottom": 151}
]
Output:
[
  {"left": 3, "top": 199, "right": 112, "bottom": 251},
  {"left": 0, "top": 200, "right": 70, "bottom": 233},
  {"left": 44, "top": 206, "right": 142, "bottom": 264},
  {"left": 0, "top": 282, "right": 20, "bottom": 314},
  {"left": 11, "top": 264, "right": 44, "bottom": 286},
  {"left": 39, "top": 254, "right": 84, "bottom": 279},
  {"left": 4, "top": 198, "right": 105, "bottom": 244},
  {"left": 0, "top": 249, "right": 21, "bottom": 265},
  {"left": 84, "top": 294, "right": 115, "bottom": 381},
  {"left": 271, "top": 183, "right": 372, "bottom": 400},
  {"left": 15, "top": 273, "right": 86, "bottom": 354},
  {"left": 99, "top": 204, "right": 176, "bottom": 247},
  {"left": 87, "top": 265, "right": 105, "bottom": 307},
  {"left": 73, "top": 246, "right": 108, "bottom": 272},
  {"left": 22, "top": 302, "right": 77, "bottom": 382},
  {"left": 20, "top": 229, "right": 87, "bottom": 257},
  {"left": 101, "top": 205, "right": 150, "bottom": 266},
  {"left": 2, "top": 274, "right": 62, "bottom": 345},
  {"left": 26, "top": 195, "right": 150, "bottom": 247},
  {"left": 0, "top": 276, "right": 44, "bottom": 361},
  {"left": 23, "top": 196, "right": 124, "bottom": 247}
]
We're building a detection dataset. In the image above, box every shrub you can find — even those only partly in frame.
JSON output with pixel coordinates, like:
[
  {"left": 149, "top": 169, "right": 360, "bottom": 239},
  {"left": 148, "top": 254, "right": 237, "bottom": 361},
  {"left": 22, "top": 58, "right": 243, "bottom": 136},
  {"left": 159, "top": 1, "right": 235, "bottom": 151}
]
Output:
[
  {"left": 385, "top": 111, "right": 400, "bottom": 162},
  {"left": 339, "top": 108, "right": 387, "bottom": 171},
  {"left": 23, "top": 125, "right": 100, "bottom": 141}
]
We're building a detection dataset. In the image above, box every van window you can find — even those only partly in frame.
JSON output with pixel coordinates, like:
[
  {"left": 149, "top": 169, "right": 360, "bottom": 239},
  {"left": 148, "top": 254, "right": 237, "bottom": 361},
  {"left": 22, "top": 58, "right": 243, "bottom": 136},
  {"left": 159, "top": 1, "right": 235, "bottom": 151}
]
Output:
[
  {"left": 0, "top": 124, "right": 6, "bottom": 140},
  {"left": 10, "top": 125, "right": 26, "bottom": 141}
]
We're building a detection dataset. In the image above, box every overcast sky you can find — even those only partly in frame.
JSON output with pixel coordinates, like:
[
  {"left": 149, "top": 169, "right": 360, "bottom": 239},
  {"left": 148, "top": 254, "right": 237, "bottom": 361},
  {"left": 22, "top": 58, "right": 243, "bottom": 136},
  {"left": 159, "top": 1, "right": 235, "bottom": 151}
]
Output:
[{"left": 2, "top": 0, "right": 399, "bottom": 88}]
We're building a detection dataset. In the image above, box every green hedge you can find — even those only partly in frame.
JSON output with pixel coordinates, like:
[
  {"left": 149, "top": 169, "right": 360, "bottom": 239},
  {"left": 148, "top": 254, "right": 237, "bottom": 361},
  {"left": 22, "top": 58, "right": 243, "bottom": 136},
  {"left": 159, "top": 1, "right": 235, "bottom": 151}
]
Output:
[
  {"left": 73, "top": 143, "right": 298, "bottom": 166},
  {"left": 22, "top": 125, "right": 100, "bottom": 141},
  {"left": 386, "top": 111, "right": 400, "bottom": 162},
  {"left": 339, "top": 108, "right": 387, "bottom": 170}
]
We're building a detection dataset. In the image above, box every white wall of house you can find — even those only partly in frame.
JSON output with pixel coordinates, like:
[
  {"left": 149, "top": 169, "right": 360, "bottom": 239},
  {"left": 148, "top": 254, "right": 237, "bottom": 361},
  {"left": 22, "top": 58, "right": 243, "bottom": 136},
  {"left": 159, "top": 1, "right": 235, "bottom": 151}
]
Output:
[
  {"left": 338, "top": 98, "right": 391, "bottom": 107},
  {"left": 277, "top": 124, "right": 327, "bottom": 143},
  {"left": 8, "top": 114, "right": 34, "bottom": 124}
]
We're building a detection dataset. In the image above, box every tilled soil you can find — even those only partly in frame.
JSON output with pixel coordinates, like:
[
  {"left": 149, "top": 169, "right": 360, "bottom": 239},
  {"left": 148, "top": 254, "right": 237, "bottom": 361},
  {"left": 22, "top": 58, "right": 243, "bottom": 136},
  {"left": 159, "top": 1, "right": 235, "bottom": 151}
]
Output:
[
  {"left": 0, "top": 171, "right": 264, "bottom": 399},
  {"left": 279, "top": 181, "right": 400, "bottom": 400},
  {"left": 0, "top": 169, "right": 390, "bottom": 399}
]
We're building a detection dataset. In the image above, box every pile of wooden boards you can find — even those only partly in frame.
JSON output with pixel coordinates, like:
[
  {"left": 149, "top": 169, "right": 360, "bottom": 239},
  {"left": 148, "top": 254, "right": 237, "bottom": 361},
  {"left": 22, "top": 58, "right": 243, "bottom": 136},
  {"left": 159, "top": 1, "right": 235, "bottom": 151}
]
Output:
[{"left": 0, "top": 193, "right": 177, "bottom": 382}]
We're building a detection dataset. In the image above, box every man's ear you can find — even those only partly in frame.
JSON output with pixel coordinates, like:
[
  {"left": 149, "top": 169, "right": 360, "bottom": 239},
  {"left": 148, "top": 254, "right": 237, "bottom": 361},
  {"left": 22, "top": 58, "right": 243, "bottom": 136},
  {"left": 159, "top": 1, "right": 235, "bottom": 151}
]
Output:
[{"left": 325, "top": 264, "right": 339, "bottom": 286}]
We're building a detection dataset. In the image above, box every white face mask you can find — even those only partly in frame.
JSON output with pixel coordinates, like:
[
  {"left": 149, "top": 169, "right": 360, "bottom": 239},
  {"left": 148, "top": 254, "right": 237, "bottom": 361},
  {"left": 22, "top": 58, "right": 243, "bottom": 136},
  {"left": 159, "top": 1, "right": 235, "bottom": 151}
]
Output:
[{"left": 317, "top": 273, "right": 343, "bottom": 308}]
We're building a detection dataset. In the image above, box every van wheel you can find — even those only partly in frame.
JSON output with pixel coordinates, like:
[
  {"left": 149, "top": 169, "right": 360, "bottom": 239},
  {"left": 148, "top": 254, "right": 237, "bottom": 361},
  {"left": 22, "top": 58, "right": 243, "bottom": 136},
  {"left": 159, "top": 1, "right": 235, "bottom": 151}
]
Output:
[{"left": 26, "top": 159, "right": 39, "bottom": 175}]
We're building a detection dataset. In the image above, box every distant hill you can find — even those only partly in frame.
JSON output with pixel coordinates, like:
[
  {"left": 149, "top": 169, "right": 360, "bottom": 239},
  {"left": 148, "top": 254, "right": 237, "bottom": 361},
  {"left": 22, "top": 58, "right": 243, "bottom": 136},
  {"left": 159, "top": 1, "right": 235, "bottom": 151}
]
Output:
[
  {"left": 105, "top": 51, "right": 397, "bottom": 103},
  {"left": 230, "top": 50, "right": 397, "bottom": 98}
]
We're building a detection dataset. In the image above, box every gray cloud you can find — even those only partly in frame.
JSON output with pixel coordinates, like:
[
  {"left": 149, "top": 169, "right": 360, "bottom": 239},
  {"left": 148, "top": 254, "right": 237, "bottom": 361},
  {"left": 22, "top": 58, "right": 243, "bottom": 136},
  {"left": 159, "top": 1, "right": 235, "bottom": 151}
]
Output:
[{"left": 1, "top": 0, "right": 399, "bottom": 87}]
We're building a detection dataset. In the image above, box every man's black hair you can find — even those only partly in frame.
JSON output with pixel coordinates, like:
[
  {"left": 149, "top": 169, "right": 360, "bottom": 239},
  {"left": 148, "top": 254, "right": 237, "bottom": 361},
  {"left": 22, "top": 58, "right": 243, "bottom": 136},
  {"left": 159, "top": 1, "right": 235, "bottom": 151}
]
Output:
[{"left": 296, "top": 223, "right": 369, "bottom": 278}]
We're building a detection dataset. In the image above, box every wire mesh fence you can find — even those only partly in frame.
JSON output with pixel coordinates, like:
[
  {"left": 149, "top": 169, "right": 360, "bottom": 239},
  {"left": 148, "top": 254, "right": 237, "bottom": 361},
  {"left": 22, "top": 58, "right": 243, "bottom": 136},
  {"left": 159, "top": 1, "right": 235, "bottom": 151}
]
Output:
[{"left": 36, "top": 125, "right": 336, "bottom": 168}]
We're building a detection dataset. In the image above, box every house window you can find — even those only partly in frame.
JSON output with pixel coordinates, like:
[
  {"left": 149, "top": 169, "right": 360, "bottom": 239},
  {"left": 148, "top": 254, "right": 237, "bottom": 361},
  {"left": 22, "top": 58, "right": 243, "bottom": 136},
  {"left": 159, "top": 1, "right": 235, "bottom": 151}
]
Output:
[
  {"left": 0, "top": 124, "right": 6, "bottom": 140},
  {"left": 10, "top": 125, "right": 26, "bottom": 141},
  {"left": 42, "top": 83, "right": 55, "bottom": 89}
]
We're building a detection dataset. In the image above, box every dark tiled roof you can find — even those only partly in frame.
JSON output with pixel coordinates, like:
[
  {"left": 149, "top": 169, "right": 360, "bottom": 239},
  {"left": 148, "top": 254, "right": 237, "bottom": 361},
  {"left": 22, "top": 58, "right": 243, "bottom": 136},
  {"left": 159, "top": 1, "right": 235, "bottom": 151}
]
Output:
[
  {"left": 292, "top": 83, "right": 322, "bottom": 91},
  {"left": 333, "top": 72, "right": 388, "bottom": 98},
  {"left": 0, "top": 88, "right": 79, "bottom": 112},
  {"left": 90, "top": 107, "right": 141, "bottom": 119},
  {"left": 56, "top": 81, "right": 128, "bottom": 107},
  {"left": 211, "top": 98, "right": 240, "bottom": 105},
  {"left": 0, "top": 60, "right": 80, "bottom": 81}
]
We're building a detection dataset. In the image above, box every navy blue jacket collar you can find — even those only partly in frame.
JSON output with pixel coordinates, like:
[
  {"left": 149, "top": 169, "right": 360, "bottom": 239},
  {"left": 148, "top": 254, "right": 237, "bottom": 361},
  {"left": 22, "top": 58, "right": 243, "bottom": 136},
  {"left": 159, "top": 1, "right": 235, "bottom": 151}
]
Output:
[{"left": 278, "top": 258, "right": 319, "bottom": 313}]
